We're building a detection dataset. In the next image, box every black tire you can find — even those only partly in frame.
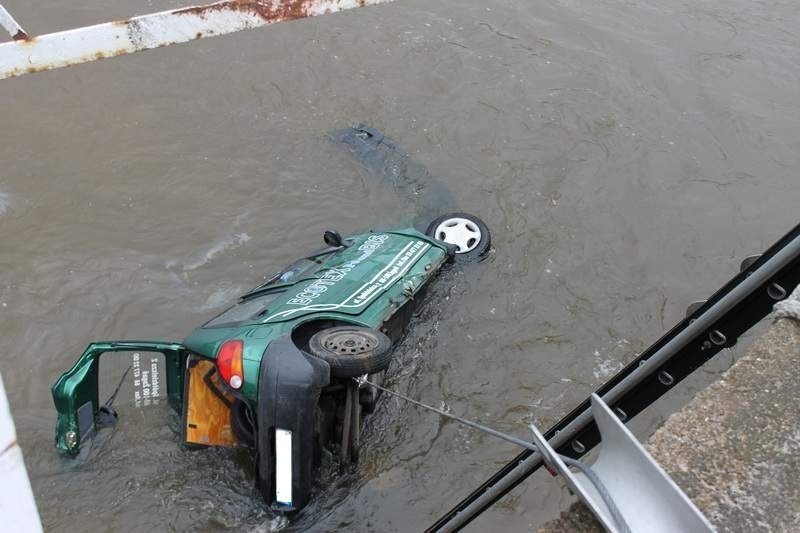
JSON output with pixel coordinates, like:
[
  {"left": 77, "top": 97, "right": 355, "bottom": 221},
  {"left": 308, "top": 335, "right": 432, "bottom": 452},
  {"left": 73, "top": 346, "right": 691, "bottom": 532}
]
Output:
[
  {"left": 230, "top": 399, "right": 255, "bottom": 448},
  {"left": 308, "top": 326, "right": 392, "bottom": 378},
  {"left": 426, "top": 212, "right": 491, "bottom": 262}
]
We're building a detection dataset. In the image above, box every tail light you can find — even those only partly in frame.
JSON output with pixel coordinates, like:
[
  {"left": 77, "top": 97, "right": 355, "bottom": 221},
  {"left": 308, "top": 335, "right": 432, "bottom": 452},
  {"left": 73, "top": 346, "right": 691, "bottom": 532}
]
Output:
[{"left": 216, "top": 339, "right": 244, "bottom": 389}]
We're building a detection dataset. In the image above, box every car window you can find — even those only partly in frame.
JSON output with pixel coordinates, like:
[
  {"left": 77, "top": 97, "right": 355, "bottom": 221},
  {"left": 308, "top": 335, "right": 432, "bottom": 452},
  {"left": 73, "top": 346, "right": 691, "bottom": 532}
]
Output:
[
  {"left": 204, "top": 290, "right": 284, "bottom": 328},
  {"left": 246, "top": 258, "right": 323, "bottom": 296},
  {"left": 274, "top": 258, "right": 321, "bottom": 285}
]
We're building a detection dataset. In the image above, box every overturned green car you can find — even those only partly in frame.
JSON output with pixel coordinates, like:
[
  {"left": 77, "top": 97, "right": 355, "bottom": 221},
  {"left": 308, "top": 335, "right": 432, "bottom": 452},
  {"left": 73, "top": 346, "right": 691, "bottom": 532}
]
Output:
[{"left": 52, "top": 213, "right": 490, "bottom": 512}]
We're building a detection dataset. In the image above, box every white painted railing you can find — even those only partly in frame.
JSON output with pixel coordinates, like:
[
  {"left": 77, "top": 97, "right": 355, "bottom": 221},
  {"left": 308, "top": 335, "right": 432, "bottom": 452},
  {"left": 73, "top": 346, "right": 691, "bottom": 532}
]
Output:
[
  {"left": 0, "top": 0, "right": 396, "bottom": 80},
  {"left": 0, "top": 374, "right": 43, "bottom": 533}
]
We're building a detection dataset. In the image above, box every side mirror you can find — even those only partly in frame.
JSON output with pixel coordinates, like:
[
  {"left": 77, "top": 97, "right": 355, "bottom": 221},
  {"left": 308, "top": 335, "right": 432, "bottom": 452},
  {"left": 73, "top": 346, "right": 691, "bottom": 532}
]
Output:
[{"left": 323, "top": 230, "right": 344, "bottom": 248}]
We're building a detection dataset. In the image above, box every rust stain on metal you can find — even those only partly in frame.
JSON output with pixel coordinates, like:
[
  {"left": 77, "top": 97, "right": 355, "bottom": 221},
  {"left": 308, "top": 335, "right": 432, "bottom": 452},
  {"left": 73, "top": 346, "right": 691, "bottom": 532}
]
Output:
[
  {"left": 174, "top": 0, "right": 318, "bottom": 23},
  {"left": 3, "top": 46, "right": 133, "bottom": 79},
  {"left": 14, "top": 33, "right": 36, "bottom": 45},
  {"left": 2, "top": 0, "right": 392, "bottom": 80}
]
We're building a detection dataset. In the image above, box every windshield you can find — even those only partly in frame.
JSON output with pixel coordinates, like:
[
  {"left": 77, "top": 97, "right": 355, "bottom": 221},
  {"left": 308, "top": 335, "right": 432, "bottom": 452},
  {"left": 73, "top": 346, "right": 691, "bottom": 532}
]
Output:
[
  {"left": 204, "top": 290, "right": 284, "bottom": 328},
  {"left": 206, "top": 257, "right": 325, "bottom": 327},
  {"left": 243, "top": 257, "right": 323, "bottom": 298},
  {"left": 272, "top": 258, "right": 321, "bottom": 285}
]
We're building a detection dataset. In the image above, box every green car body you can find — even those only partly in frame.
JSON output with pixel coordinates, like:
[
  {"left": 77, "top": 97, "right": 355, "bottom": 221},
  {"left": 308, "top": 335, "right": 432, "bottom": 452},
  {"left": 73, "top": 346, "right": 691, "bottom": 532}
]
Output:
[
  {"left": 51, "top": 226, "right": 451, "bottom": 510},
  {"left": 183, "top": 229, "right": 448, "bottom": 400}
]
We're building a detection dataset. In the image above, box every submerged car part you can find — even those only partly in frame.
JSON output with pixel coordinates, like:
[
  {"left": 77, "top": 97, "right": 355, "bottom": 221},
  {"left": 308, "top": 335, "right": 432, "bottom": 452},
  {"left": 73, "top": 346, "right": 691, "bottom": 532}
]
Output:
[
  {"left": 51, "top": 211, "right": 490, "bottom": 513},
  {"left": 429, "top": 221, "right": 800, "bottom": 532},
  {"left": 51, "top": 341, "right": 185, "bottom": 453},
  {"left": 334, "top": 125, "right": 456, "bottom": 226},
  {"left": 47, "top": 114, "right": 489, "bottom": 512}
]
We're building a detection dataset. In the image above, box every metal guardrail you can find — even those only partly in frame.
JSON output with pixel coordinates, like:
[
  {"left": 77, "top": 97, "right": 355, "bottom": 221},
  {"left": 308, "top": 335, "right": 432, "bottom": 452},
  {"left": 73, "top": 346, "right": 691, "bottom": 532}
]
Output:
[
  {"left": 0, "top": 374, "right": 43, "bottom": 532},
  {"left": 0, "top": 0, "right": 396, "bottom": 80},
  {"left": 429, "top": 222, "right": 800, "bottom": 531}
]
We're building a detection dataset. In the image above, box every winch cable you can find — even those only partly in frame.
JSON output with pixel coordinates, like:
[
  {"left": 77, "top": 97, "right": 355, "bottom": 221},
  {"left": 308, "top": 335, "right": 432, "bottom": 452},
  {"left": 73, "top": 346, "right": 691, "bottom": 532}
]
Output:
[
  {"left": 429, "top": 222, "right": 800, "bottom": 532},
  {"left": 95, "top": 365, "right": 132, "bottom": 426},
  {"left": 103, "top": 365, "right": 131, "bottom": 408},
  {"left": 355, "top": 376, "right": 631, "bottom": 533}
]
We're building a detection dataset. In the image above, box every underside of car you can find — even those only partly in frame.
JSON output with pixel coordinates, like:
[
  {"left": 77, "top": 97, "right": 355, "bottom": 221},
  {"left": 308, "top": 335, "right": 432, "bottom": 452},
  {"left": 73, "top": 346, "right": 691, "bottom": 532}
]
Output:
[{"left": 190, "top": 283, "right": 435, "bottom": 512}]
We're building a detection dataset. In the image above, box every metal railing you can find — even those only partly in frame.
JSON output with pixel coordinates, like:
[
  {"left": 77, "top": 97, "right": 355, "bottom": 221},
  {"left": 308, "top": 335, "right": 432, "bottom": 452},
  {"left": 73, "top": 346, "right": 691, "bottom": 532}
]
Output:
[{"left": 0, "top": 0, "right": 396, "bottom": 80}]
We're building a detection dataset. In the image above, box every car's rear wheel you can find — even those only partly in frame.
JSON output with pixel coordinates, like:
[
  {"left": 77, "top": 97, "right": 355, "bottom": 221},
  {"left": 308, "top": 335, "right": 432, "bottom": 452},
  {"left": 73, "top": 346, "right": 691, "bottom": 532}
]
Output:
[
  {"left": 426, "top": 212, "right": 491, "bottom": 261},
  {"left": 230, "top": 399, "right": 256, "bottom": 448},
  {"left": 308, "top": 326, "right": 392, "bottom": 378}
]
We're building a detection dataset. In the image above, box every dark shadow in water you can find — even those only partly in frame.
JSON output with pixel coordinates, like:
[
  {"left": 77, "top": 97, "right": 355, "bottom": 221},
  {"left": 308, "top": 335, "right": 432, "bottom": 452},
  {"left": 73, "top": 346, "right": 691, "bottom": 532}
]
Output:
[{"left": 333, "top": 124, "right": 455, "bottom": 229}]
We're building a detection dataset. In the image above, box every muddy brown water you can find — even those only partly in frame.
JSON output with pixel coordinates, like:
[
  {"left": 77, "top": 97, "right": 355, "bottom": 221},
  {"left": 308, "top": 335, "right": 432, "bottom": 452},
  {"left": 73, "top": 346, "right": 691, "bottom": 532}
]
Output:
[{"left": 1, "top": 0, "right": 798, "bottom": 531}]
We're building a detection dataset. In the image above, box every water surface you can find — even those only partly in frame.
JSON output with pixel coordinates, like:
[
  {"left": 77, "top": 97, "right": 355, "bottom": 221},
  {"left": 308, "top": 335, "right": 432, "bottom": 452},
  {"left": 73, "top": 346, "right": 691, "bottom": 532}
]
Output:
[{"left": 1, "top": 0, "right": 798, "bottom": 530}]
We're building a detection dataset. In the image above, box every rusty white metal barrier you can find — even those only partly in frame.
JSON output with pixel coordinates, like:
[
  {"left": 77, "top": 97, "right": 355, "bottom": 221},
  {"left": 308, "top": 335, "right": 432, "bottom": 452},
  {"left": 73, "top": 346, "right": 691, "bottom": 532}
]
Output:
[
  {"left": 0, "top": 374, "right": 43, "bottom": 533},
  {"left": 0, "top": 0, "right": 396, "bottom": 80}
]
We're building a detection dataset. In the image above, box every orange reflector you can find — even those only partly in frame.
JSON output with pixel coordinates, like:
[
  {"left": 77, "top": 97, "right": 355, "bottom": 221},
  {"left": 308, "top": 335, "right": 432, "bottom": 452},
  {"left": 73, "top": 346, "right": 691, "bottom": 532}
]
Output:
[{"left": 216, "top": 339, "right": 244, "bottom": 389}]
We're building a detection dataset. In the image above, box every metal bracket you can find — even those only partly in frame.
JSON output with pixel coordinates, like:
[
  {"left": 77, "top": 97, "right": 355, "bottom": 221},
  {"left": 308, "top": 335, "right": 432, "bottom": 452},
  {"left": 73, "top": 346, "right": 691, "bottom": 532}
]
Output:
[{"left": 531, "top": 394, "right": 714, "bottom": 533}]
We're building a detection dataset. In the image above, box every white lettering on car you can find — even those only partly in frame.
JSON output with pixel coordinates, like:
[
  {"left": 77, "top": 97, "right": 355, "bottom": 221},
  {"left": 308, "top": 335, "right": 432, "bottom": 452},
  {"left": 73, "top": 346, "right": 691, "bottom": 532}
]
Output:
[
  {"left": 133, "top": 352, "right": 141, "bottom": 407},
  {"left": 132, "top": 352, "right": 162, "bottom": 407},
  {"left": 286, "top": 234, "right": 390, "bottom": 306},
  {"left": 263, "top": 237, "right": 431, "bottom": 322},
  {"left": 150, "top": 358, "right": 160, "bottom": 404},
  {"left": 350, "top": 240, "right": 426, "bottom": 305}
]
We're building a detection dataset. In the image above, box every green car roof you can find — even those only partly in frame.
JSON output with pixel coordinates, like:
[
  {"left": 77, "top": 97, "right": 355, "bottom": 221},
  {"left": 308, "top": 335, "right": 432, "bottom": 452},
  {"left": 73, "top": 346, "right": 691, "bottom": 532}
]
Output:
[{"left": 51, "top": 227, "right": 450, "bottom": 452}]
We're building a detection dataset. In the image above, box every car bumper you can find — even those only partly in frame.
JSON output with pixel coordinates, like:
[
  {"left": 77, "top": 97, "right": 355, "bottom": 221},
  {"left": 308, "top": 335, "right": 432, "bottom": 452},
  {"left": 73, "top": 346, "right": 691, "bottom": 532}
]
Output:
[{"left": 255, "top": 336, "right": 330, "bottom": 512}]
